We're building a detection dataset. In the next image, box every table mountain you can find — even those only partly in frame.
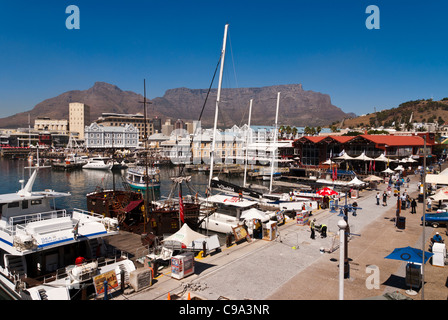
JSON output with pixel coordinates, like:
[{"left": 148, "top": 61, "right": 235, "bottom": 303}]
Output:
[{"left": 0, "top": 82, "right": 349, "bottom": 129}]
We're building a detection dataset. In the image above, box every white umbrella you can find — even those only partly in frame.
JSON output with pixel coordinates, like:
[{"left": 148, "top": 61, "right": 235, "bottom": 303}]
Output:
[
  {"left": 394, "top": 165, "right": 405, "bottom": 171},
  {"left": 162, "top": 223, "right": 207, "bottom": 246},
  {"left": 382, "top": 168, "right": 394, "bottom": 174},
  {"left": 334, "top": 152, "right": 355, "bottom": 160}
]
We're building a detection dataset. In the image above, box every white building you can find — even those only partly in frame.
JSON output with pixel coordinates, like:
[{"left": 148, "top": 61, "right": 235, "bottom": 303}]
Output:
[
  {"left": 84, "top": 123, "right": 139, "bottom": 149},
  {"left": 34, "top": 117, "right": 68, "bottom": 133}
]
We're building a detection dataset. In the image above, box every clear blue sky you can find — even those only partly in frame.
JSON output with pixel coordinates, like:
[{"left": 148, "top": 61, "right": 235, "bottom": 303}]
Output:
[{"left": 0, "top": 0, "right": 447, "bottom": 119}]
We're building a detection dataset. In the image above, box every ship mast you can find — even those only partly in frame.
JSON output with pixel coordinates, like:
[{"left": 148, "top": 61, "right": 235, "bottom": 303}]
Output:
[{"left": 208, "top": 23, "right": 229, "bottom": 192}]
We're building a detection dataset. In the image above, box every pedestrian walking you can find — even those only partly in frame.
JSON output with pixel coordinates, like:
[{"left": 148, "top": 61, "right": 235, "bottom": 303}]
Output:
[
  {"left": 382, "top": 191, "right": 388, "bottom": 206},
  {"left": 376, "top": 192, "right": 380, "bottom": 205},
  {"left": 310, "top": 219, "right": 316, "bottom": 240},
  {"left": 410, "top": 198, "right": 417, "bottom": 214},
  {"left": 427, "top": 198, "right": 432, "bottom": 212},
  {"left": 352, "top": 201, "right": 358, "bottom": 216},
  {"left": 406, "top": 194, "right": 410, "bottom": 208}
]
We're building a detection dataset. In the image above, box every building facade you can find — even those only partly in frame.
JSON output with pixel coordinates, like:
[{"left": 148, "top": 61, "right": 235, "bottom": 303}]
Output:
[
  {"left": 84, "top": 123, "right": 139, "bottom": 149},
  {"left": 94, "top": 113, "right": 155, "bottom": 141},
  {"left": 34, "top": 117, "right": 68, "bottom": 133},
  {"left": 69, "top": 102, "right": 91, "bottom": 140}
]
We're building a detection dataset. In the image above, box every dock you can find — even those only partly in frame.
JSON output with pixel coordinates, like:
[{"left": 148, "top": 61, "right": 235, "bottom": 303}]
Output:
[{"left": 111, "top": 169, "right": 448, "bottom": 301}]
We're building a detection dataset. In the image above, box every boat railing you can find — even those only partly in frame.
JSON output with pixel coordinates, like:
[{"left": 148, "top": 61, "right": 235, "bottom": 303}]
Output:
[{"left": 2, "top": 209, "right": 68, "bottom": 236}]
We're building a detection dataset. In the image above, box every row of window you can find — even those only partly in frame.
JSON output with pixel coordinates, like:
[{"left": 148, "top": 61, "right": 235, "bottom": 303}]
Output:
[{"left": 0, "top": 199, "right": 42, "bottom": 214}]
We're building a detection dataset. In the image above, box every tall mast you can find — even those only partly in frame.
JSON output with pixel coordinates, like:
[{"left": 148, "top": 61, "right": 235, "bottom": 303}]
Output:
[
  {"left": 243, "top": 99, "right": 253, "bottom": 187},
  {"left": 269, "top": 92, "right": 280, "bottom": 193},
  {"left": 208, "top": 23, "right": 229, "bottom": 191},
  {"left": 143, "top": 79, "right": 150, "bottom": 233}
]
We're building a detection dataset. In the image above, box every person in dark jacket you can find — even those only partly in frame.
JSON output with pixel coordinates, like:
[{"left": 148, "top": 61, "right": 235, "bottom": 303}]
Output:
[{"left": 410, "top": 198, "right": 417, "bottom": 214}]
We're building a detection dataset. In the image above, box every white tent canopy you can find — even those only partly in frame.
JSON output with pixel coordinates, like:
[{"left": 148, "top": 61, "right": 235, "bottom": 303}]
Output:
[
  {"left": 334, "top": 151, "right": 355, "bottom": 160},
  {"left": 240, "top": 208, "right": 269, "bottom": 221},
  {"left": 429, "top": 187, "right": 448, "bottom": 201},
  {"left": 348, "top": 176, "right": 367, "bottom": 186},
  {"left": 162, "top": 223, "right": 207, "bottom": 246},
  {"left": 354, "top": 152, "right": 374, "bottom": 161},
  {"left": 363, "top": 175, "right": 383, "bottom": 182}
]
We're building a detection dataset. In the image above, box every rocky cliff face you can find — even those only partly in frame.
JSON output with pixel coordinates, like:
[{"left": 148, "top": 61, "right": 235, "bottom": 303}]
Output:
[{"left": 0, "top": 82, "right": 348, "bottom": 128}]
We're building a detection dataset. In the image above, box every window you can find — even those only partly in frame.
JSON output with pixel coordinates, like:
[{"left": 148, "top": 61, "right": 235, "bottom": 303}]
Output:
[
  {"left": 31, "top": 199, "right": 42, "bottom": 205},
  {"left": 22, "top": 200, "right": 28, "bottom": 209},
  {"left": 8, "top": 202, "right": 20, "bottom": 208}
]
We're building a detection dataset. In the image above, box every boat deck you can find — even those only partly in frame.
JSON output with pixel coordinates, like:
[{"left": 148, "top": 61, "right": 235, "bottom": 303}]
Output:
[{"left": 104, "top": 230, "right": 149, "bottom": 264}]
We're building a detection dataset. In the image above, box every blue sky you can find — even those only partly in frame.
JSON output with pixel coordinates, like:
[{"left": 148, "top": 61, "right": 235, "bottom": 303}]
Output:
[{"left": 0, "top": 0, "right": 447, "bottom": 119}]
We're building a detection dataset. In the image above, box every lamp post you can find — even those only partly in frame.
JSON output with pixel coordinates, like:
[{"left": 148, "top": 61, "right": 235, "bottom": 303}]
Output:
[{"left": 338, "top": 219, "right": 347, "bottom": 300}]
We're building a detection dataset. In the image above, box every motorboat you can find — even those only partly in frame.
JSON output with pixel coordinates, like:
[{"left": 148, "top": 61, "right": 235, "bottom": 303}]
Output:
[
  {"left": 64, "top": 153, "right": 88, "bottom": 165},
  {"left": 82, "top": 156, "right": 113, "bottom": 170},
  {"left": 125, "top": 166, "right": 160, "bottom": 190},
  {"left": 0, "top": 168, "right": 135, "bottom": 300}
]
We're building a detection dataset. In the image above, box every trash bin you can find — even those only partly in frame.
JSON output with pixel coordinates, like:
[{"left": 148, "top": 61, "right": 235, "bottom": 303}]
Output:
[
  {"left": 396, "top": 216, "right": 406, "bottom": 229},
  {"left": 405, "top": 263, "right": 422, "bottom": 288},
  {"left": 418, "top": 194, "right": 423, "bottom": 203}
]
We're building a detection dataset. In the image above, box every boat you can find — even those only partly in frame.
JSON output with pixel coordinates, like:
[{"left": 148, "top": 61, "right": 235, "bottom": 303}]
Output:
[
  {"left": 0, "top": 168, "right": 135, "bottom": 300},
  {"left": 82, "top": 156, "right": 113, "bottom": 170},
  {"left": 64, "top": 153, "right": 88, "bottom": 166},
  {"left": 199, "top": 194, "right": 263, "bottom": 234},
  {"left": 125, "top": 166, "right": 160, "bottom": 190}
]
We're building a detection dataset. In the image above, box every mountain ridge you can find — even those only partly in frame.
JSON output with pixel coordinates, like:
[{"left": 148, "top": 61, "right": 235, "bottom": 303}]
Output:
[{"left": 0, "top": 82, "right": 350, "bottom": 129}]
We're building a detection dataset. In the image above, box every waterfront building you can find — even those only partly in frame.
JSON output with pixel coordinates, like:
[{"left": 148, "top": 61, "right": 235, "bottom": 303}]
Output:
[
  {"left": 84, "top": 122, "right": 139, "bottom": 149},
  {"left": 69, "top": 102, "right": 90, "bottom": 140},
  {"left": 34, "top": 117, "right": 68, "bottom": 133},
  {"left": 161, "top": 119, "right": 174, "bottom": 136},
  {"left": 293, "top": 133, "right": 435, "bottom": 167},
  {"left": 94, "top": 112, "right": 154, "bottom": 141}
]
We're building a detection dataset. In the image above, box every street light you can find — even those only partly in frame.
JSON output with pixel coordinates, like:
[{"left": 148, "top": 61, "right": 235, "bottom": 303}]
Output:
[{"left": 338, "top": 219, "right": 347, "bottom": 300}]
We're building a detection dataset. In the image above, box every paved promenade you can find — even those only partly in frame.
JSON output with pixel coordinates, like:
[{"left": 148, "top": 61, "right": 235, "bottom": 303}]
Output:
[{"left": 116, "top": 171, "right": 448, "bottom": 301}]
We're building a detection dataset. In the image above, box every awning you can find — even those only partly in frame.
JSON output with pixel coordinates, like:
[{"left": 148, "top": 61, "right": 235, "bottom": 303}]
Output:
[{"left": 124, "top": 199, "right": 143, "bottom": 212}]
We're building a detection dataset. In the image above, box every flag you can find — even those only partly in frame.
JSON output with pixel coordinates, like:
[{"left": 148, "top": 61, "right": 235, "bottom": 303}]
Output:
[
  {"left": 179, "top": 188, "right": 185, "bottom": 224},
  {"left": 373, "top": 160, "right": 376, "bottom": 171}
]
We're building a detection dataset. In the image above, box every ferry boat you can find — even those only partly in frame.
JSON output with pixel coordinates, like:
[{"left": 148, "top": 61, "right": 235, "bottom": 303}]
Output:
[
  {"left": 0, "top": 168, "right": 135, "bottom": 300},
  {"left": 125, "top": 166, "right": 160, "bottom": 190},
  {"left": 82, "top": 156, "right": 113, "bottom": 170}
]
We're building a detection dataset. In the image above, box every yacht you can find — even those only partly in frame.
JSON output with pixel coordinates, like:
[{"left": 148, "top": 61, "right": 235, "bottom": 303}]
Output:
[
  {"left": 0, "top": 168, "right": 135, "bottom": 300},
  {"left": 64, "top": 153, "right": 88, "bottom": 166},
  {"left": 199, "top": 194, "right": 275, "bottom": 234},
  {"left": 82, "top": 156, "right": 113, "bottom": 170}
]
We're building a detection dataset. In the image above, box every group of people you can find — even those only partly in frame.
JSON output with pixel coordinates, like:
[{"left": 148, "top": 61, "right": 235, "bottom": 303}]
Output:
[{"left": 376, "top": 190, "right": 418, "bottom": 214}]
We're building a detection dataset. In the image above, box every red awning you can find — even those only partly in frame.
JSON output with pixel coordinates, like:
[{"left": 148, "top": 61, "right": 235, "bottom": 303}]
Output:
[{"left": 124, "top": 199, "right": 143, "bottom": 212}]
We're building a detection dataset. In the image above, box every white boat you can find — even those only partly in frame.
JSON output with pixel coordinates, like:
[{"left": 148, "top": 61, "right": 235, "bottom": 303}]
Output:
[
  {"left": 199, "top": 194, "right": 274, "bottom": 234},
  {"left": 82, "top": 156, "right": 113, "bottom": 170},
  {"left": 0, "top": 168, "right": 135, "bottom": 300}
]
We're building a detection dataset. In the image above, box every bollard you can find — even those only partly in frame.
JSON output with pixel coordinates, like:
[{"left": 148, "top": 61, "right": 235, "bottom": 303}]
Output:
[{"left": 103, "top": 280, "right": 108, "bottom": 300}]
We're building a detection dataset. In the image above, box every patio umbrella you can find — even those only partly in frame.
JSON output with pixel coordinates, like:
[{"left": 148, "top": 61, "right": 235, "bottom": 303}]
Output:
[
  {"left": 317, "top": 187, "right": 338, "bottom": 196},
  {"left": 382, "top": 168, "right": 394, "bottom": 174},
  {"left": 385, "top": 246, "right": 433, "bottom": 264},
  {"left": 394, "top": 165, "right": 405, "bottom": 171},
  {"left": 363, "top": 175, "right": 383, "bottom": 182},
  {"left": 385, "top": 246, "right": 433, "bottom": 295}
]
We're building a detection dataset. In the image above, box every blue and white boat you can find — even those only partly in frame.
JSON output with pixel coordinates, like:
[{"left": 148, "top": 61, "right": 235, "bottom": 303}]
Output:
[
  {"left": 125, "top": 166, "right": 160, "bottom": 191},
  {"left": 0, "top": 168, "right": 135, "bottom": 300}
]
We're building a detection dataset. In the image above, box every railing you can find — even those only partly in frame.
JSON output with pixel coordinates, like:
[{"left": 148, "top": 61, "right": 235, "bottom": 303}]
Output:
[{"left": 1, "top": 209, "right": 68, "bottom": 236}]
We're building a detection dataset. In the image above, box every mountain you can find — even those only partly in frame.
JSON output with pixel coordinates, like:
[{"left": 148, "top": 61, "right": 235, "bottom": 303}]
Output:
[
  {"left": 334, "top": 98, "right": 448, "bottom": 129},
  {"left": 0, "top": 82, "right": 349, "bottom": 129}
]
